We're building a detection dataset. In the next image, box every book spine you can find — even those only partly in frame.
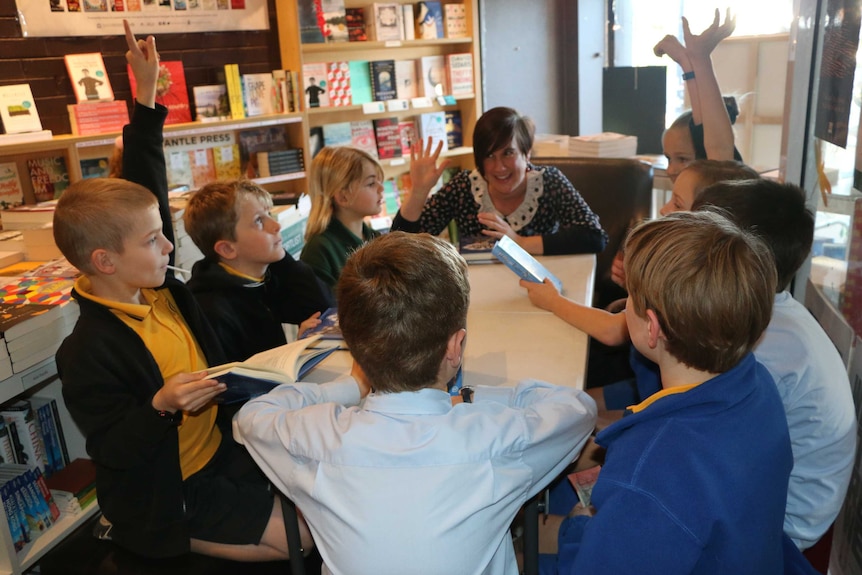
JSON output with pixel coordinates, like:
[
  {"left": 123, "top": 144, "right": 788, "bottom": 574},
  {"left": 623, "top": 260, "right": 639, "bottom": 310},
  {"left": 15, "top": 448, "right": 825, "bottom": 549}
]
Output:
[
  {"left": 35, "top": 401, "right": 62, "bottom": 476},
  {"left": 0, "top": 480, "right": 25, "bottom": 550},
  {"left": 0, "top": 419, "right": 16, "bottom": 465},
  {"left": 49, "top": 400, "right": 70, "bottom": 467},
  {"left": 492, "top": 244, "right": 541, "bottom": 284},
  {"left": 13, "top": 473, "right": 47, "bottom": 535},
  {"left": 30, "top": 467, "right": 60, "bottom": 521},
  {"left": 23, "top": 469, "right": 53, "bottom": 527},
  {"left": 224, "top": 64, "right": 246, "bottom": 120}
]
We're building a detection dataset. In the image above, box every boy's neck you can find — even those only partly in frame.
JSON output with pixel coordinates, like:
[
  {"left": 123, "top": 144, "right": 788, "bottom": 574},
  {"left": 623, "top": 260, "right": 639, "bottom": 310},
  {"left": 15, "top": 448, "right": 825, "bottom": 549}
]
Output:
[
  {"left": 86, "top": 275, "right": 146, "bottom": 305},
  {"left": 219, "top": 259, "right": 268, "bottom": 280},
  {"left": 658, "top": 356, "right": 718, "bottom": 390}
]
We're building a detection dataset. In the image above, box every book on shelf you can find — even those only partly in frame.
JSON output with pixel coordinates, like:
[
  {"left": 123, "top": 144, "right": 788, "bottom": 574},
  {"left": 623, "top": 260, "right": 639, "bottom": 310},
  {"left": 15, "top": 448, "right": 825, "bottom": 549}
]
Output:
[
  {"left": 350, "top": 120, "right": 379, "bottom": 159},
  {"left": 0, "top": 201, "right": 57, "bottom": 230},
  {"left": 0, "top": 467, "right": 53, "bottom": 538},
  {"left": 348, "top": 60, "right": 373, "bottom": 105},
  {"left": 401, "top": 3, "right": 415, "bottom": 40},
  {"left": 6, "top": 310, "right": 77, "bottom": 373},
  {"left": 322, "top": 121, "right": 353, "bottom": 147},
  {"left": 0, "top": 163, "right": 24, "bottom": 208},
  {"left": 27, "top": 156, "right": 70, "bottom": 203},
  {"left": 79, "top": 157, "right": 110, "bottom": 180},
  {"left": 397, "top": 120, "right": 416, "bottom": 157},
  {"left": 222, "top": 63, "right": 246, "bottom": 120},
  {"left": 445, "top": 110, "right": 463, "bottom": 149},
  {"left": 299, "top": 307, "right": 342, "bottom": 339},
  {"left": 189, "top": 147, "right": 217, "bottom": 189},
  {"left": 373, "top": 117, "right": 402, "bottom": 159},
  {"left": 302, "top": 62, "right": 330, "bottom": 108},
  {"left": 447, "top": 53, "right": 474, "bottom": 97},
  {"left": 257, "top": 149, "right": 305, "bottom": 177},
  {"left": 213, "top": 144, "right": 242, "bottom": 180},
  {"left": 418, "top": 111, "right": 448, "bottom": 153},
  {"left": 418, "top": 55, "right": 448, "bottom": 97},
  {"left": 309, "top": 126, "right": 325, "bottom": 159},
  {"left": 64, "top": 52, "right": 114, "bottom": 103},
  {"left": 272, "top": 69, "right": 301, "bottom": 113},
  {"left": 128, "top": 61, "right": 192, "bottom": 125},
  {"left": 326, "top": 61, "right": 352, "bottom": 107},
  {"left": 492, "top": 235, "right": 563, "bottom": 291},
  {"left": 298, "top": 0, "right": 326, "bottom": 43},
  {"left": 44, "top": 457, "right": 96, "bottom": 508},
  {"left": 193, "top": 84, "right": 231, "bottom": 122},
  {"left": 208, "top": 335, "right": 339, "bottom": 404},
  {"left": 365, "top": 2, "right": 404, "bottom": 41},
  {"left": 416, "top": 1, "right": 443, "bottom": 39},
  {"left": 0, "top": 84, "right": 43, "bottom": 135},
  {"left": 165, "top": 149, "right": 193, "bottom": 190},
  {"left": 458, "top": 234, "right": 497, "bottom": 262},
  {"left": 443, "top": 3, "right": 468, "bottom": 38},
  {"left": 238, "top": 127, "right": 289, "bottom": 178},
  {"left": 346, "top": 7, "right": 367, "bottom": 41},
  {"left": 67, "top": 100, "right": 129, "bottom": 136},
  {"left": 27, "top": 397, "right": 68, "bottom": 477},
  {"left": 322, "top": 0, "right": 349, "bottom": 42},
  {"left": 369, "top": 59, "right": 397, "bottom": 102},
  {"left": 0, "top": 473, "right": 27, "bottom": 551},
  {"left": 0, "top": 420, "right": 15, "bottom": 465},
  {"left": 394, "top": 59, "right": 418, "bottom": 100},
  {"left": 242, "top": 72, "right": 277, "bottom": 117},
  {"left": 1, "top": 401, "right": 49, "bottom": 474}
]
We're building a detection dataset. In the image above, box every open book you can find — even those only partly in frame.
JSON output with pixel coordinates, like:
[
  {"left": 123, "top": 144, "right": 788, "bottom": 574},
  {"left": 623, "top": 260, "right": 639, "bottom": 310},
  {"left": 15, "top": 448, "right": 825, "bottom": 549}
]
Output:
[
  {"left": 208, "top": 335, "right": 338, "bottom": 404},
  {"left": 491, "top": 235, "right": 563, "bottom": 291}
]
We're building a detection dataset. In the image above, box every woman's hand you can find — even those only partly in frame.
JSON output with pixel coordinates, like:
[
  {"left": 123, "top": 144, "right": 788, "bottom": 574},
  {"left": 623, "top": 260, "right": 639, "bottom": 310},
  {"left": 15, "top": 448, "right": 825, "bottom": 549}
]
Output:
[{"left": 123, "top": 19, "right": 159, "bottom": 109}]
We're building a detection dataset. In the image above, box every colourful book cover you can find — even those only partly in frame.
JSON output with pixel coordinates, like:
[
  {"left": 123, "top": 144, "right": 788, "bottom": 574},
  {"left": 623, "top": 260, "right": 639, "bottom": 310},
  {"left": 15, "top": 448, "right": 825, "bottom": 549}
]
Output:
[
  {"left": 26, "top": 156, "right": 69, "bottom": 202},
  {"left": 373, "top": 117, "right": 402, "bottom": 159},
  {"left": 369, "top": 59, "right": 396, "bottom": 102},
  {"left": 397, "top": 120, "right": 416, "bottom": 157},
  {"left": 0, "top": 277, "right": 75, "bottom": 306},
  {"left": 347, "top": 60, "right": 373, "bottom": 105},
  {"left": 238, "top": 127, "right": 288, "bottom": 178},
  {"left": 223, "top": 63, "right": 246, "bottom": 120},
  {"left": 418, "top": 111, "right": 448, "bottom": 153},
  {"left": 445, "top": 110, "right": 463, "bottom": 149},
  {"left": 443, "top": 3, "right": 467, "bottom": 38},
  {"left": 0, "top": 163, "right": 24, "bottom": 208},
  {"left": 213, "top": 144, "right": 242, "bottom": 180},
  {"left": 128, "top": 61, "right": 191, "bottom": 125},
  {"left": 0, "top": 84, "right": 43, "bottom": 135},
  {"left": 79, "top": 157, "right": 110, "bottom": 179},
  {"left": 326, "top": 61, "right": 352, "bottom": 107},
  {"left": 298, "top": 0, "right": 325, "bottom": 44},
  {"left": 415, "top": 1, "right": 443, "bottom": 39},
  {"left": 193, "top": 84, "right": 230, "bottom": 122},
  {"left": 446, "top": 53, "right": 474, "bottom": 97},
  {"left": 418, "top": 54, "right": 448, "bottom": 97},
  {"left": 322, "top": 0, "right": 348, "bottom": 42},
  {"left": 346, "top": 7, "right": 367, "bottom": 41},
  {"left": 367, "top": 2, "right": 403, "bottom": 41},
  {"left": 394, "top": 60, "right": 418, "bottom": 100},
  {"left": 302, "top": 62, "right": 330, "bottom": 108},
  {"left": 64, "top": 52, "right": 114, "bottom": 103},
  {"left": 243, "top": 73, "right": 277, "bottom": 117},
  {"left": 350, "top": 120, "right": 379, "bottom": 159},
  {"left": 165, "top": 149, "right": 193, "bottom": 190},
  {"left": 322, "top": 121, "right": 353, "bottom": 147},
  {"left": 189, "top": 148, "right": 216, "bottom": 189}
]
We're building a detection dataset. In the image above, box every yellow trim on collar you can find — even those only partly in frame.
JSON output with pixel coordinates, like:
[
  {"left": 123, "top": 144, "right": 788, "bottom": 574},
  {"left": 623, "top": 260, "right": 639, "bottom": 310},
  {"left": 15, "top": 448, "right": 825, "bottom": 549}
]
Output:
[
  {"left": 627, "top": 382, "right": 700, "bottom": 414},
  {"left": 218, "top": 262, "right": 264, "bottom": 282}
]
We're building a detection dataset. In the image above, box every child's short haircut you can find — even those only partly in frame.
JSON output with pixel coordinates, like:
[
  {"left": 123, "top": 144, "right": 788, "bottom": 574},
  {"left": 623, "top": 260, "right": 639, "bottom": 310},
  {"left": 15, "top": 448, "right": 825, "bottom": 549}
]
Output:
[
  {"left": 305, "top": 146, "right": 383, "bottom": 239},
  {"left": 183, "top": 180, "right": 273, "bottom": 261},
  {"left": 692, "top": 179, "right": 814, "bottom": 292},
  {"left": 337, "top": 232, "right": 470, "bottom": 393},
  {"left": 624, "top": 211, "right": 776, "bottom": 373},
  {"left": 53, "top": 177, "right": 158, "bottom": 275}
]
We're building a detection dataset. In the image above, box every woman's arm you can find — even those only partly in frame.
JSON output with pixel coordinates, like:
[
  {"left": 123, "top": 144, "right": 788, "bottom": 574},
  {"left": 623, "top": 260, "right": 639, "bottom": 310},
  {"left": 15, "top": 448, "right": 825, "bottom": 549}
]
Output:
[{"left": 540, "top": 167, "right": 608, "bottom": 255}]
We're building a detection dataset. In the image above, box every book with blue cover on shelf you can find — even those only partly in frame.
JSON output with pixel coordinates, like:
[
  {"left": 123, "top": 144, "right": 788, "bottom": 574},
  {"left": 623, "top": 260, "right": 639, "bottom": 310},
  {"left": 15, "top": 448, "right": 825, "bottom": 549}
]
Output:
[
  {"left": 492, "top": 235, "right": 563, "bottom": 291},
  {"left": 208, "top": 335, "right": 338, "bottom": 404}
]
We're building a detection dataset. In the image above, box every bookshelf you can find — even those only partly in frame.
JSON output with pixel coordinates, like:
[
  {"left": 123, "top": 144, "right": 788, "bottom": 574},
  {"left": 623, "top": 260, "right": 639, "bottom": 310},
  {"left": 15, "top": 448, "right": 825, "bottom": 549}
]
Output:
[
  {"left": 0, "top": 358, "right": 96, "bottom": 575},
  {"left": 275, "top": 0, "right": 484, "bottom": 179}
]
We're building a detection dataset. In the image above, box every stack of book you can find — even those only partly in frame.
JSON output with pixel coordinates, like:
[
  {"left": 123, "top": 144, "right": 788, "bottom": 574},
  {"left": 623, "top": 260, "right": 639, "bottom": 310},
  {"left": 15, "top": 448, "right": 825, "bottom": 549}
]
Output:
[
  {"left": 44, "top": 458, "right": 97, "bottom": 512},
  {"left": 169, "top": 197, "right": 205, "bottom": 277},
  {"left": 568, "top": 132, "right": 638, "bottom": 158},
  {"left": 0, "top": 462, "right": 61, "bottom": 552},
  {"left": 0, "top": 396, "right": 68, "bottom": 477},
  {"left": 0, "top": 201, "right": 57, "bottom": 231},
  {"left": 257, "top": 149, "right": 305, "bottom": 178}
]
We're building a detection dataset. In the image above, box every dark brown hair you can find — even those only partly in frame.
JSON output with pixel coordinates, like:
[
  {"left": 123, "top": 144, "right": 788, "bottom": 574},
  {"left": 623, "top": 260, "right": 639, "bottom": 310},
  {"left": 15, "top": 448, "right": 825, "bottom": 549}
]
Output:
[{"left": 473, "top": 107, "right": 535, "bottom": 176}]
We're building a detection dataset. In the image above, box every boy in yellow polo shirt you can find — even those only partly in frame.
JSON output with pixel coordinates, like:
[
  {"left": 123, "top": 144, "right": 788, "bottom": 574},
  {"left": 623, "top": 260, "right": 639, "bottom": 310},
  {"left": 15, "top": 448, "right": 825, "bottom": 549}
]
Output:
[{"left": 52, "top": 21, "right": 312, "bottom": 561}]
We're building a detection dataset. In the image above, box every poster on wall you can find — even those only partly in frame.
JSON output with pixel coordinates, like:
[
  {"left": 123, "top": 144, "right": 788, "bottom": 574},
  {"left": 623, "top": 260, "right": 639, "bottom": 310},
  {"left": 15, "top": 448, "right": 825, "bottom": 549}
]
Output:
[
  {"left": 14, "top": 0, "right": 268, "bottom": 37},
  {"left": 814, "top": 0, "right": 862, "bottom": 148}
]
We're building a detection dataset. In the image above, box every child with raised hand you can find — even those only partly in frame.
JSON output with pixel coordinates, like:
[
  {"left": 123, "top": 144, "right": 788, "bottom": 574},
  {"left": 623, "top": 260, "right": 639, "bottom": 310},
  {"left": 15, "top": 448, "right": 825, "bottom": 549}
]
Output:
[
  {"left": 54, "top": 20, "right": 313, "bottom": 561},
  {"left": 182, "top": 179, "right": 334, "bottom": 362},
  {"left": 300, "top": 145, "right": 383, "bottom": 292},
  {"left": 538, "top": 211, "right": 816, "bottom": 575},
  {"left": 235, "top": 231, "right": 597, "bottom": 575}
]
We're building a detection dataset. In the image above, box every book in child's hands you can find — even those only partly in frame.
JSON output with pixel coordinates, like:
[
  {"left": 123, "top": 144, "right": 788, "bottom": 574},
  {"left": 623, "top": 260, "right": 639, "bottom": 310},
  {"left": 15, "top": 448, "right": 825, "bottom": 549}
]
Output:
[
  {"left": 492, "top": 235, "right": 563, "bottom": 291},
  {"left": 567, "top": 465, "right": 601, "bottom": 507},
  {"left": 209, "top": 335, "right": 338, "bottom": 404},
  {"left": 299, "top": 307, "right": 342, "bottom": 339}
]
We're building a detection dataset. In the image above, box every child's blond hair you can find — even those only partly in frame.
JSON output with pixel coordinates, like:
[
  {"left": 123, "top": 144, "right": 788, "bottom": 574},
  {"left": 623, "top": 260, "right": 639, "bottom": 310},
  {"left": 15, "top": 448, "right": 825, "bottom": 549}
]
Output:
[
  {"left": 305, "top": 146, "right": 383, "bottom": 239},
  {"left": 53, "top": 178, "right": 159, "bottom": 275},
  {"left": 183, "top": 180, "right": 273, "bottom": 261}
]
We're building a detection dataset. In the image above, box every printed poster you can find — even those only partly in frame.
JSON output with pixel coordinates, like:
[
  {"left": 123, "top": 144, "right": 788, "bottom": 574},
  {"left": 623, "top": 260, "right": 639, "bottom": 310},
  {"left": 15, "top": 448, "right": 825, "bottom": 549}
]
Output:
[{"left": 15, "top": 0, "right": 268, "bottom": 37}]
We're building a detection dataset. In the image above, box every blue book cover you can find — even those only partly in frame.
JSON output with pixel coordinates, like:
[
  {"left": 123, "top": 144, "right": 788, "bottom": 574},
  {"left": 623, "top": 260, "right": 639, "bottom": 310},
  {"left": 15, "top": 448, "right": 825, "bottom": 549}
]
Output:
[
  {"left": 492, "top": 235, "right": 563, "bottom": 291},
  {"left": 299, "top": 307, "right": 342, "bottom": 340},
  {"left": 348, "top": 60, "right": 373, "bottom": 105}
]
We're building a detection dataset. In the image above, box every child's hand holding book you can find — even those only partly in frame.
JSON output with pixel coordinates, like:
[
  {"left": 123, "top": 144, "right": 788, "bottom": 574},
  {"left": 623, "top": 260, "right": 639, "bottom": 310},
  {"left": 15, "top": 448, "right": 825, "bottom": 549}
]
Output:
[{"left": 152, "top": 369, "right": 226, "bottom": 416}]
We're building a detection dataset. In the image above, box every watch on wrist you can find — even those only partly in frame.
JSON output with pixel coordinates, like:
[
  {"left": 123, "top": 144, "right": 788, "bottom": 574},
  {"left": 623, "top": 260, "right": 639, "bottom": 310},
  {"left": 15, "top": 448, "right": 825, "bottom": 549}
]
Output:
[
  {"left": 460, "top": 387, "right": 474, "bottom": 404},
  {"left": 682, "top": 70, "right": 696, "bottom": 81}
]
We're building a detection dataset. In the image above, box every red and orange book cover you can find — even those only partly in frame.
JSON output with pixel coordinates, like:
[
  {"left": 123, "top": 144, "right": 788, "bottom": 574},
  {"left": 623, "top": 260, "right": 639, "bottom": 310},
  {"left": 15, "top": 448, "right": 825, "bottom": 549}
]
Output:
[{"left": 128, "top": 61, "right": 192, "bottom": 125}]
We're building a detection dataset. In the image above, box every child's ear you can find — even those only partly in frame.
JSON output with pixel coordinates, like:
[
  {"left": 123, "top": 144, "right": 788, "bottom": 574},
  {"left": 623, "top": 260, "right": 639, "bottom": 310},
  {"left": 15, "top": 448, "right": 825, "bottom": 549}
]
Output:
[
  {"left": 445, "top": 328, "right": 467, "bottom": 367},
  {"left": 213, "top": 239, "right": 238, "bottom": 261},
  {"left": 91, "top": 248, "right": 115, "bottom": 275},
  {"left": 645, "top": 309, "right": 665, "bottom": 349},
  {"left": 334, "top": 188, "right": 352, "bottom": 208}
]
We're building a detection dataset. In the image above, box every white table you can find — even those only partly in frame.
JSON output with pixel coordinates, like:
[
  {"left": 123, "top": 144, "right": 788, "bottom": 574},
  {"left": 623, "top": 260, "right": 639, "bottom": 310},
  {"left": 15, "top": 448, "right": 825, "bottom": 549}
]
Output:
[{"left": 305, "top": 254, "right": 596, "bottom": 390}]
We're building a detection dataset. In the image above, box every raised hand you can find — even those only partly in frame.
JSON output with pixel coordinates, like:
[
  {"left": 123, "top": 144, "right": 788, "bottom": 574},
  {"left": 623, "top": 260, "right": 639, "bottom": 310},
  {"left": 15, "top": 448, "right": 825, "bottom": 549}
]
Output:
[
  {"left": 653, "top": 33, "right": 689, "bottom": 66},
  {"left": 683, "top": 8, "right": 736, "bottom": 60},
  {"left": 123, "top": 19, "right": 159, "bottom": 108}
]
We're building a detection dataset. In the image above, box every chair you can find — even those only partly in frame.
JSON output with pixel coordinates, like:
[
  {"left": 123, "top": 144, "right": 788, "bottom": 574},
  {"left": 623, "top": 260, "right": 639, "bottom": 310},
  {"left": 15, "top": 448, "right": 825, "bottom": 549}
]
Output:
[{"left": 529, "top": 157, "right": 654, "bottom": 310}]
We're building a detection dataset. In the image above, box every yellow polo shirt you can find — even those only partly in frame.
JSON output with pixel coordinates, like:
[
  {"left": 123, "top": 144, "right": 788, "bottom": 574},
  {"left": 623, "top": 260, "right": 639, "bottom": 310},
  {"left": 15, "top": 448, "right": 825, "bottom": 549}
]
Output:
[{"left": 74, "top": 277, "right": 221, "bottom": 480}]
